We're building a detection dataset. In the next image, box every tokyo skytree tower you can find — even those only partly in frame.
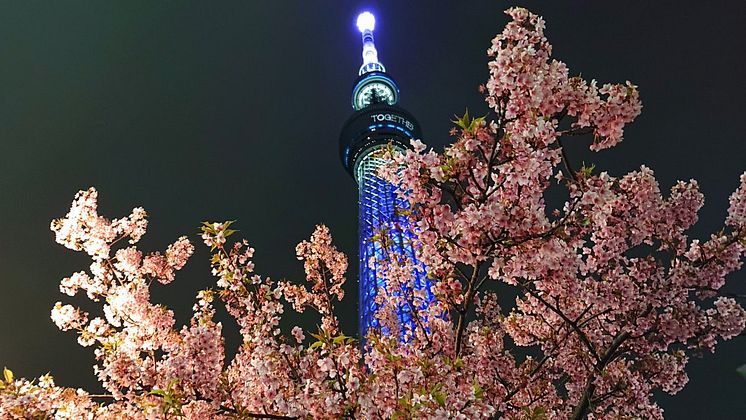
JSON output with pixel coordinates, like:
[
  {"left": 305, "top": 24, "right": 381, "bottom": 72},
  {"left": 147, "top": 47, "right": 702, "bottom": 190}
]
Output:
[{"left": 339, "top": 12, "right": 434, "bottom": 337}]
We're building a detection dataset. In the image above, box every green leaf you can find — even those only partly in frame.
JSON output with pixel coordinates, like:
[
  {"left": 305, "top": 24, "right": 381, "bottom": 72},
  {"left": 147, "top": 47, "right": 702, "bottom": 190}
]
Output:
[
  {"left": 309, "top": 331, "right": 325, "bottom": 342},
  {"left": 522, "top": 406, "right": 547, "bottom": 420},
  {"left": 386, "top": 353, "right": 402, "bottom": 363},
  {"left": 453, "top": 357, "right": 464, "bottom": 369},
  {"left": 452, "top": 109, "right": 471, "bottom": 130},
  {"left": 579, "top": 163, "right": 595, "bottom": 178},
  {"left": 473, "top": 381, "right": 484, "bottom": 400},
  {"left": 200, "top": 221, "right": 214, "bottom": 234},
  {"left": 150, "top": 388, "right": 167, "bottom": 397},
  {"left": 332, "top": 334, "right": 349, "bottom": 345},
  {"left": 3, "top": 367, "right": 12, "bottom": 383},
  {"left": 432, "top": 389, "right": 446, "bottom": 407},
  {"left": 451, "top": 108, "right": 485, "bottom": 133}
]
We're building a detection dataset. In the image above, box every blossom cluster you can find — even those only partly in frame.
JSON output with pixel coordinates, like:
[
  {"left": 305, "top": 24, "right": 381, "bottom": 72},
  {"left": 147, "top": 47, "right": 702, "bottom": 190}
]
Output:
[{"left": 375, "top": 7, "right": 745, "bottom": 418}]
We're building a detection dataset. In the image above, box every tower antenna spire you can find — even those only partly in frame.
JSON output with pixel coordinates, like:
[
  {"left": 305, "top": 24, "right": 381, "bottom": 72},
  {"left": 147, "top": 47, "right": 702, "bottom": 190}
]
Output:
[{"left": 357, "top": 12, "right": 385, "bottom": 75}]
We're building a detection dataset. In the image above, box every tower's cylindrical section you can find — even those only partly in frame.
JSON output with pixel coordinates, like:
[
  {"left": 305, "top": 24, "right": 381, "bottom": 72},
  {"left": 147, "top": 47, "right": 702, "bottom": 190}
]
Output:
[
  {"left": 355, "top": 147, "right": 429, "bottom": 336},
  {"left": 340, "top": 105, "right": 432, "bottom": 337}
]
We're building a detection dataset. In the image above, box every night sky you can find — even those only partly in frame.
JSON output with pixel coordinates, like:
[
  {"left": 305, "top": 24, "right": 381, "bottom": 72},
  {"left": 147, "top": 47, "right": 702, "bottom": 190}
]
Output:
[{"left": 1, "top": 1, "right": 745, "bottom": 417}]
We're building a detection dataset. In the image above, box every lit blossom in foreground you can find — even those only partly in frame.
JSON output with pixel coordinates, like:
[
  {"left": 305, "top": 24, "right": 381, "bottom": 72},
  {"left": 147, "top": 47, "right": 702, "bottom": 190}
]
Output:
[{"left": 2, "top": 7, "right": 746, "bottom": 419}]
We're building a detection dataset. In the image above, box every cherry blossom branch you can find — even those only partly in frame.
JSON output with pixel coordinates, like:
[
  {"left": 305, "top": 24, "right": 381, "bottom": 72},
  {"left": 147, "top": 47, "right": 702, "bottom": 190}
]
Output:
[
  {"left": 557, "top": 126, "right": 594, "bottom": 137},
  {"left": 455, "top": 262, "right": 483, "bottom": 356},
  {"left": 555, "top": 136, "right": 579, "bottom": 183},
  {"left": 500, "top": 327, "right": 571, "bottom": 406},
  {"left": 521, "top": 283, "right": 601, "bottom": 364},
  {"left": 570, "top": 331, "right": 631, "bottom": 420},
  {"left": 218, "top": 405, "right": 298, "bottom": 420}
]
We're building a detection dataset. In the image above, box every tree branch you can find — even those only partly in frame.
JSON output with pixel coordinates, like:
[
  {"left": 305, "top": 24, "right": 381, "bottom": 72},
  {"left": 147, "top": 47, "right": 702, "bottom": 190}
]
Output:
[{"left": 570, "top": 331, "right": 630, "bottom": 420}]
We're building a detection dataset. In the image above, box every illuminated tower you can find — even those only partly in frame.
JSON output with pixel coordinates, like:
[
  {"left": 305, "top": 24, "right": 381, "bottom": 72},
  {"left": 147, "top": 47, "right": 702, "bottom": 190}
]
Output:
[{"left": 339, "top": 12, "right": 432, "bottom": 337}]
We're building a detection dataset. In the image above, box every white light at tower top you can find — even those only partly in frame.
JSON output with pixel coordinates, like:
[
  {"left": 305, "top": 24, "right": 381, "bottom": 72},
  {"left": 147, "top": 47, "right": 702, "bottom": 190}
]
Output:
[
  {"left": 356, "top": 11, "right": 383, "bottom": 74},
  {"left": 356, "top": 12, "right": 376, "bottom": 33}
]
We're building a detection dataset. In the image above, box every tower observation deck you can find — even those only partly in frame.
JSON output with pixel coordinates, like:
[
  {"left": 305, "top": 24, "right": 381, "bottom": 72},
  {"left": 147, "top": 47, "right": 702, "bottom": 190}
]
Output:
[{"left": 339, "top": 12, "right": 433, "bottom": 338}]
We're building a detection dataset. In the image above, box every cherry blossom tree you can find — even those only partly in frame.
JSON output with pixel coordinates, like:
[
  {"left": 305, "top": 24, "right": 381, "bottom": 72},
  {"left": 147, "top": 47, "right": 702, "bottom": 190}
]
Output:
[{"left": 2, "top": 7, "right": 745, "bottom": 419}]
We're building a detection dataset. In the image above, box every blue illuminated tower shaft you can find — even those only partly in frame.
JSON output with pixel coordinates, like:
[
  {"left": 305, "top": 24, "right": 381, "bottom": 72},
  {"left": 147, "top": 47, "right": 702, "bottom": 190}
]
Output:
[
  {"left": 356, "top": 148, "right": 430, "bottom": 335},
  {"left": 339, "top": 12, "right": 434, "bottom": 337}
]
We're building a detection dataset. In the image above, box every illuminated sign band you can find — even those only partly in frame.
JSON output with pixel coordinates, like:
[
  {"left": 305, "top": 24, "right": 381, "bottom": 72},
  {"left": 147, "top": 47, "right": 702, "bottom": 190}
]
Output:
[{"left": 370, "top": 113, "right": 415, "bottom": 131}]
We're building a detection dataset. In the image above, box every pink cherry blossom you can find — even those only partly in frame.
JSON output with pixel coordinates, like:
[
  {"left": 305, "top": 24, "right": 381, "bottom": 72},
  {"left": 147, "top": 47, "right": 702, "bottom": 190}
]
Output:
[{"left": 4, "top": 8, "right": 745, "bottom": 419}]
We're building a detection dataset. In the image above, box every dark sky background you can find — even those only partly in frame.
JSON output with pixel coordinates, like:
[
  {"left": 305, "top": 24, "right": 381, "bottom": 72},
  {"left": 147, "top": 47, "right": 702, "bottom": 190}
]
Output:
[{"left": 1, "top": 1, "right": 744, "bottom": 417}]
